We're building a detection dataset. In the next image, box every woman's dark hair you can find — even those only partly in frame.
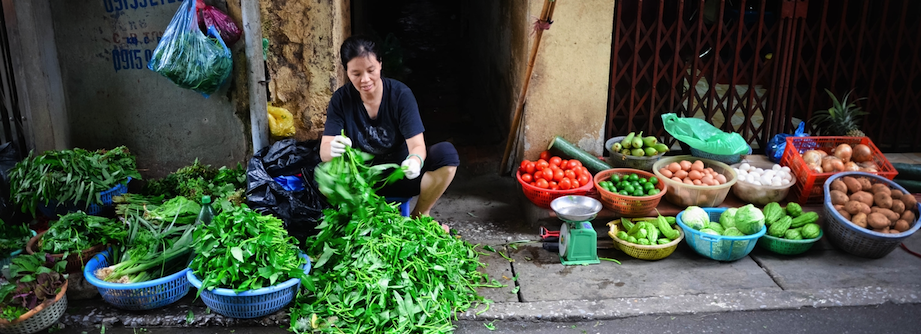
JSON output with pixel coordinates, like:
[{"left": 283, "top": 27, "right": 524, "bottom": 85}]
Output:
[{"left": 340, "top": 35, "right": 381, "bottom": 68}]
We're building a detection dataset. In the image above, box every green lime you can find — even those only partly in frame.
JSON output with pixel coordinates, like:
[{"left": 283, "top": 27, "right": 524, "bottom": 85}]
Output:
[
  {"left": 649, "top": 176, "right": 659, "bottom": 184},
  {"left": 637, "top": 178, "right": 648, "bottom": 184},
  {"left": 648, "top": 189, "right": 660, "bottom": 196},
  {"left": 643, "top": 183, "right": 655, "bottom": 191},
  {"left": 627, "top": 174, "right": 639, "bottom": 182},
  {"left": 631, "top": 181, "right": 640, "bottom": 188},
  {"left": 623, "top": 184, "right": 635, "bottom": 193},
  {"left": 632, "top": 189, "right": 645, "bottom": 197},
  {"left": 618, "top": 190, "right": 630, "bottom": 196},
  {"left": 611, "top": 175, "right": 621, "bottom": 183}
]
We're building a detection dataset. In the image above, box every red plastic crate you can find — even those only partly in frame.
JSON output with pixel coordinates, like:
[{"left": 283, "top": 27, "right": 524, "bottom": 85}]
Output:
[{"left": 780, "top": 136, "right": 897, "bottom": 203}]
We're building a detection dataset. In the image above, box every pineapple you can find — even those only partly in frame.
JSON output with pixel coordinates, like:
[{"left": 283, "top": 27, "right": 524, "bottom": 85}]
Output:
[{"left": 810, "top": 89, "right": 868, "bottom": 136}]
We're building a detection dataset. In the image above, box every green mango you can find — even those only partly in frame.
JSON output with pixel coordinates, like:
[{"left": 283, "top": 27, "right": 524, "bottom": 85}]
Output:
[
  {"left": 611, "top": 142, "right": 622, "bottom": 152},
  {"left": 644, "top": 147, "right": 658, "bottom": 156},
  {"left": 653, "top": 143, "right": 669, "bottom": 153},
  {"left": 622, "top": 132, "right": 636, "bottom": 149},
  {"left": 631, "top": 148, "right": 645, "bottom": 156},
  {"left": 621, "top": 149, "right": 632, "bottom": 156},
  {"left": 632, "top": 131, "right": 644, "bottom": 148},
  {"left": 642, "top": 136, "right": 658, "bottom": 147}
]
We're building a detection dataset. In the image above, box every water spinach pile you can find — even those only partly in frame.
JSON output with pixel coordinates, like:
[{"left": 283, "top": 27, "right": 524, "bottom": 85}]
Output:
[{"left": 290, "top": 141, "right": 493, "bottom": 333}]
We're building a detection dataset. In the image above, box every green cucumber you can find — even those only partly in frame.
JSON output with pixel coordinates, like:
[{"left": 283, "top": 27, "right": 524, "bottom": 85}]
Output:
[
  {"left": 892, "top": 163, "right": 921, "bottom": 181},
  {"left": 547, "top": 136, "right": 613, "bottom": 174},
  {"left": 894, "top": 178, "right": 921, "bottom": 193}
]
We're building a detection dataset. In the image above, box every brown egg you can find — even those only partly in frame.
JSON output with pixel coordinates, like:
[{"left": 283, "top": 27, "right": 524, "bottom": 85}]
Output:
[
  {"left": 679, "top": 160, "right": 692, "bottom": 171},
  {"left": 668, "top": 162, "right": 681, "bottom": 173},
  {"left": 715, "top": 174, "right": 727, "bottom": 184},
  {"left": 674, "top": 170, "right": 689, "bottom": 179},
  {"left": 692, "top": 160, "right": 705, "bottom": 172},
  {"left": 672, "top": 176, "right": 683, "bottom": 182},
  {"left": 684, "top": 178, "right": 695, "bottom": 185},
  {"left": 705, "top": 167, "right": 715, "bottom": 173},
  {"left": 688, "top": 170, "right": 702, "bottom": 180},
  {"left": 659, "top": 168, "right": 673, "bottom": 178},
  {"left": 693, "top": 179, "right": 702, "bottom": 185},
  {"left": 701, "top": 175, "right": 714, "bottom": 185}
]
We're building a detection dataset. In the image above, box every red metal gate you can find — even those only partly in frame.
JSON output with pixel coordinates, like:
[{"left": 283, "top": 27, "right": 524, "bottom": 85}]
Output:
[{"left": 607, "top": 0, "right": 921, "bottom": 152}]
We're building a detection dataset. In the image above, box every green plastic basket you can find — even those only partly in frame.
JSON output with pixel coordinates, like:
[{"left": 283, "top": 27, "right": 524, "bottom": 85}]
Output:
[{"left": 757, "top": 230, "right": 823, "bottom": 255}]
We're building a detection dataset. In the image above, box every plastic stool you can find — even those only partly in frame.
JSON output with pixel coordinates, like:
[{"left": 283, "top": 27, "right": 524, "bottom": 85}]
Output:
[{"left": 386, "top": 197, "right": 412, "bottom": 217}]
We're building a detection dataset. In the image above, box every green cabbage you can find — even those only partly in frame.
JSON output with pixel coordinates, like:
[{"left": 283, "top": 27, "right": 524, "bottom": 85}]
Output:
[
  {"left": 706, "top": 223, "right": 725, "bottom": 235},
  {"left": 722, "top": 227, "right": 745, "bottom": 236},
  {"left": 682, "top": 206, "right": 709, "bottom": 230},
  {"left": 719, "top": 208, "right": 738, "bottom": 230},
  {"left": 734, "top": 204, "right": 765, "bottom": 235},
  {"left": 700, "top": 228, "right": 721, "bottom": 236}
]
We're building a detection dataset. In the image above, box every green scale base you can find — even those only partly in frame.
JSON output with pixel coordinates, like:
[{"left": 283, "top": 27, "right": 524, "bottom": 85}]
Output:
[{"left": 559, "top": 221, "right": 600, "bottom": 265}]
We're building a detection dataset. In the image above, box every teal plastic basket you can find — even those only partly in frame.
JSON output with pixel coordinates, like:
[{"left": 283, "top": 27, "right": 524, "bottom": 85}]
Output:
[
  {"left": 83, "top": 250, "right": 191, "bottom": 310},
  {"left": 689, "top": 146, "right": 753, "bottom": 165},
  {"left": 676, "top": 207, "right": 766, "bottom": 261},
  {"left": 187, "top": 254, "right": 311, "bottom": 319},
  {"left": 1, "top": 230, "right": 36, "bottom": 269}
]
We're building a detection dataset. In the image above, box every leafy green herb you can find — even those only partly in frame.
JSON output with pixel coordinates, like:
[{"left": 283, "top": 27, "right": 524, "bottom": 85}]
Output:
[
  {"left": 511, "top": 286, "right": 520, "bottom": 294},
  {"left": 9, "top": 146, "right": 141, "bottom": 217},
  {"left": 599, "top": 257, "right": 622, "bottom": 264},
  {"left": 290, "top": 140, "right": 491, "bottom": 333},
  {"left": 484, "top": 320, "right": 497, "bottom": 330},
  {"left": 189, "top": 205, "right": 306, "bottom": 293},
  {"left": 0, "top": 253, "right": 67, "bottom": 321},
  {"left": 0, "top": 221, "right": 31, "bottom": 254},
  {"left": 39, "top": 212, "right": 126, "bottom": 254},
  {"left": 142, "top": 160, "right": 245, "bottom": 211}
]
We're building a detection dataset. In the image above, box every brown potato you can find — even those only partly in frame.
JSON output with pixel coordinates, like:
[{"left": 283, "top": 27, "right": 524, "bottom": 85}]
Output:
[
  {"left": 834, "top": 204, "right": 845, "bottom": 211},
  {"left": 875, "top": 208, "right": 900, "bottom": 222},
  {"left": 875, "top": 226, "right": 890, "bottom": 233},
  {"left": 871, "top": 183, "right": 891, "bottom": 196},
  {"left": 891, "top": 200, "right": 906, "bottom": 214},
  {"left": 842, "top": 176, "right": 862, "bottom": 193},
  {"left": 851, "top": 212, "right": 868, "bottom": 228},
  {"left": 830, "top": 190, "right": 849, "bottom": 206},
  {"left": 849, "top": 191, "right": 875, "bottom": 206},
  {"left": 890, "top": 189, "right": 904, "bottom": 199},
  {"left": 901, "top": 194, "right": 918, "bottom": 209},
  {"left": 845, "top": 201, "right": 871, "bottom": 215},
  {"left": 867, "top": 213, "right": 890, "bottom": 229},
  {"left": 830, "top": 179, "right": 848, "bottom": 193},
  {"left": 858, "top": 178, "right": 873, "bottom": 192},
  {"left": 873, "top": 192, "right": 893, "bottom": 209},
  {"left": 890, "top": 229, "right": 903, "bottom": 234},
  {"left": 901, "top": 210, "right": 916, "bottom": 223},
  {"left": 837, "top": 209, "right": 851, "bottom": 221},
  {"left": 894, "top": 219, "right": 911, "bottom": 232}
]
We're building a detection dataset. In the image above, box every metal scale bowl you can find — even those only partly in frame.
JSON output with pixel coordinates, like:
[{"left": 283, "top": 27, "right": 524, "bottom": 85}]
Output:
[{"left": 550, "top": 195, "right": 602, "bottom": 265}]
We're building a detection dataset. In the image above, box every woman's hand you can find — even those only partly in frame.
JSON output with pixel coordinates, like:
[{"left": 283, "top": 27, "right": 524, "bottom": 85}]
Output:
[
  {"left": 402, "top": 156, "right": 422, "bottom": 179},
  {"left": 330, "top": 135, "right": 352, "bottom": 158}
]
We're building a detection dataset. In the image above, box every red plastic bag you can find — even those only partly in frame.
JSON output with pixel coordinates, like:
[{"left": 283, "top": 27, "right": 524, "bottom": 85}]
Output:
[{"left": 197, "top": 1, "right": 241, "bottom": 47}]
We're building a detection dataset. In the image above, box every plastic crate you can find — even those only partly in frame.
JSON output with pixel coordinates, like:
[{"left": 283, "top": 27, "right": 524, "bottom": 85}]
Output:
[
  {"left": 676, "top": 207, "right": 766, "bottom": 261},
  {"left": 756, "top": 231, "right": 823, "bottom": 256},
  {"left": 25, "top": 231, "right": 106, "bottom": 274},
  {"left": 37, "top": 177, "right": 132, "bottom": 218},
  {"left": 0, "top": 281, "right": 68, "bottom": 334},
  {"left": 186, "top": 254, "right": 311, "bottom": 319},
  {"left": 822, "top": 172, "right": 921, "bottom": 258},
  {"left": 780, "top": 137, "right": 896, "bottom": 203},
  {"left": 689, "top": 145, "right": 752, "bottom": 165},
  {"left": 607, "top": 221, "right": 683, "bottom": 260},
  {"left": 83, "top": 250, "right": 191, "bottom": 310},
  {"left": 517, "top": 170, "right": 594, "bottom": 209},
  {"left": 593, "top": 169, "right": 667, "bottom": 217}
]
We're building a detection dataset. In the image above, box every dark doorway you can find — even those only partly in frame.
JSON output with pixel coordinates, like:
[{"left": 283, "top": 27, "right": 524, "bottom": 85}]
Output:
[{"left": 351, "top": 0, "right": 504, "bottom": 172}]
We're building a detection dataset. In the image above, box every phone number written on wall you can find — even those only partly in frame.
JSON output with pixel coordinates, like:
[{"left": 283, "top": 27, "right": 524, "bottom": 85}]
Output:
[
  {"left": 105, "top": 0, "right": 181, "bottom": 72},
  {"left": 104, "top": 0, "right": 184, "bottom": 13}
]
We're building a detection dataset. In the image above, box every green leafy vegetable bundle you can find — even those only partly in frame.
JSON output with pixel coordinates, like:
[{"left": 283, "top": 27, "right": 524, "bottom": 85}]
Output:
[
  {"left": 189, "top": 204, "right": 307, "bottom": 293},
  {"left": 9, "top": 146, "right": 141, "bottom": 217},
  {"left": 290, "top": 142, "right": 489, "bottom": 333},
  {"left": 142, "top": 159, "right": 245, "bottom": 212},
  {"left": 0, "top": 221, "right": 31, "bottom": 255},
  {"left": 39, "top": 211, "right": 127, "bottom": 254},
  {"left": 0, "top": 253, "right": 67, "bottom": 321}
]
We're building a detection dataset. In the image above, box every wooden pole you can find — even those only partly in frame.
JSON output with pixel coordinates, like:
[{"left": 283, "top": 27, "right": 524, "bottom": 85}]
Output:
[
  {"left": 499, "top": 0, "right": 557, "bottom": 174},
  {"left": 241, "top": 0, "right": 269, "bottom": 152}
]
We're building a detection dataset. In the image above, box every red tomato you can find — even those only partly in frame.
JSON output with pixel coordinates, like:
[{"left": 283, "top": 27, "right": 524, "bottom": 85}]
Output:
[
  {"left": 559, "top": 159, "right": 568, "bottom": 169},
  {"left": 549, "top": 181, "right": 558, "bottom": 190},
  {"left": 559, "top": 178, "right": 572, "bottom": 190},
  {"left": 573, "top": 160, "right": 583, "bottom": 167},
  {"left": 521, "top": 173, "right": 533, "bottom": 183},
  {"left": 520, "top": 160, "right": 531, "bottom": 172},
  {"left": 564, "top": 170, "right": 576, "bottom": 180},
  {"left": 571, "top": 166, "right": 584, "bottom": 176},
  {"left": 566, "top": 160, "right": 579, "bottom": 170},
  {"left": 540, "top": 150, "right": 551, "bottom": 161},
  {"left": 535, "top": 159, "right": 549, "bottom": 171},
  {"left": 525, "top": 162, "right": 536, "bottom": 174},
  {"left": 549, "top": 156, "right": 562, "bottom": 167},
  {"left": 542, "top": 168, "right": 554, "bottom": 181},
  {"left": 577, "top": 174, "right": 591, "bottom": 187},
  {"left": 553, "top": 169, "right": 564, "bottom": 182},
  {"left": 536, "top": 179, "right": 549, "bottom": 189}
]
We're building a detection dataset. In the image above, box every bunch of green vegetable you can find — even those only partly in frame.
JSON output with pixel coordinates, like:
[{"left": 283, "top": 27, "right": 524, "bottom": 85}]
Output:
[
  {"left": 95, "top": 198, "right": 199, "bottom": 283},
  {"left": 189, "top": 204, "right": 307, "bottom": 293},
  {"left": 0, "top": 221, "right": 31, "bottom": 255},
  {"left": 39, "top": 211, "right": 127, "bottom": 254},
  {"left": 763, "top": 202, "right": 822, "bottom": 240},
  {"left": 613, "top": 213, "right": 680, "bottom": 245},
  {"left": 9, "top": 146, "right": 141, "bottom": 217},
  {"left": 291, "top": 139, "right": 491, "bottom": 333},
  {"left": 0, "top": 253, "right": 67, "bottom": 321},
  {"left": 142, "top": 159, "right": 245, "bottom": 211}
]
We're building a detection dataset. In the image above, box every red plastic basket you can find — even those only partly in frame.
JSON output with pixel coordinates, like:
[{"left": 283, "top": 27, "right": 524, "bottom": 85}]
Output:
[
  {"left": 780, "top": 136, "right": 897, "bottom": 203},
  {"left": 593, "top": 169, "right": 667, "bottom": 217},
  {"left": 517, "top": 170, "right": 594, "bottom": 209}
]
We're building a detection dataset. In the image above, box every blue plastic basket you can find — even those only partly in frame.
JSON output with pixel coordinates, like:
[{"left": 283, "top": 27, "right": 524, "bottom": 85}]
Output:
[
  {"left": 689, "top": 146, "right": 753, "bottom": 165},
  {"left": 1, "top": 230, "right": 36, "bottom": 269},
  {"left": 823, "top": 172, "right": 921, "bottom": 258},
  {"left": 187, "top": 254, "right": 311, "bottom": 319},
  {"left": 38, "top": 177, "right": 132, "bottom": 217},
  {"left": 676, "top": 207, "right": 766, "bottom": 261},
  {"left": 83, "top": 250, "right": 191, "bottom": 310}
]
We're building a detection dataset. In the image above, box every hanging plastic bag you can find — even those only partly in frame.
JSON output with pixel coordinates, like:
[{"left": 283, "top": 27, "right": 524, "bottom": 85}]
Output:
[
  {"left": 765, "top": 122, "right": 807, "bottom": 163},
  {"left": 197, "top": 2, "right": 241, "bottom": 47},
  {"left": 661, "top": 113, "right": 750, "bottom": 155},
  {"left": 148, "top": 0, "right": 232, "bottom": 96},
  {"left": 267, "top": 105, "right": 296, "bottom": 138}
]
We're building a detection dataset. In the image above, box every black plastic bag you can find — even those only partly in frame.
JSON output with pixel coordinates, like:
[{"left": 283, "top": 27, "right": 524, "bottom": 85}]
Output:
[
  {"left": 245, "top": 139, "right": 329, "bottom": 241},
  {"left": 0, "top": 141, "right": 28, "bottom": 223}
]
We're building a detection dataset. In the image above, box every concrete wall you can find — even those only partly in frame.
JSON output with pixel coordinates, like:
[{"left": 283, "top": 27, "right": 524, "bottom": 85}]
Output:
[
  {"left": 520, "top": 0, "right": 615, "bottom": 160},
  {"left": 47, "top": 0, "right": 246, "bottom": 178}
]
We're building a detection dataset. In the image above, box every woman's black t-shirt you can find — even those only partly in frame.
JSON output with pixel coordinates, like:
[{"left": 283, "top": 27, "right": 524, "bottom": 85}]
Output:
[{"left": 323, "top": 78, "right": 425, "bottom": 164}]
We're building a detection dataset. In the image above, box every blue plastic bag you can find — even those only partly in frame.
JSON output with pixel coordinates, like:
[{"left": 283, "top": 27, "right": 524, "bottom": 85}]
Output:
[{"left": 766, "top": 122, "right": 807, "bottom": 163}]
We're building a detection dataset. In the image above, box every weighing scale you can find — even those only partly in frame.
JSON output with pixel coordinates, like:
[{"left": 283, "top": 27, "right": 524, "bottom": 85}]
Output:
[{"left": 550, "top": 195, "right": 601, "bottom": 265}]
